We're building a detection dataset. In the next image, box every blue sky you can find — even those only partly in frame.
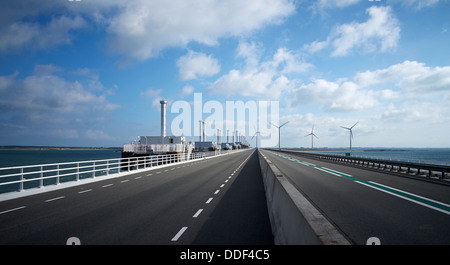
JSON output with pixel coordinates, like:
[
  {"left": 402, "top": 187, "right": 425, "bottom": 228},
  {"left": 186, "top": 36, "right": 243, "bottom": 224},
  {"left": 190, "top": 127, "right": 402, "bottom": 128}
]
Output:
[{"left": 0, "top": 0, "right": 449, "bottom": 148}]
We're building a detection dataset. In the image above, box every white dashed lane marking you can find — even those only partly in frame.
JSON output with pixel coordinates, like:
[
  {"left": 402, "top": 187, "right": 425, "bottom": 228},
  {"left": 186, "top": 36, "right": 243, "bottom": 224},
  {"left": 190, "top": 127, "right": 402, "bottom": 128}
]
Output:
[
  {"left": 45, "top": 196, "right": 65, "bottom": 202},
  {"left": 171, "top": 227, "right": 188, "bottom": 241},
  {"left": 193, "top": 209, "right": 203, "bottom": 218},
  {"left": 0, "top": 206, "right": 26, "bottom": 215}
]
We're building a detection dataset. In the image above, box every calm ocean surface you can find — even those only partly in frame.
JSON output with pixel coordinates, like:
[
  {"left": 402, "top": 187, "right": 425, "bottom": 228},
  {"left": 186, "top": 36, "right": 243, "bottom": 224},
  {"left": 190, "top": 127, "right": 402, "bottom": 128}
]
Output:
[
  {"left": 0, "top": 148, "right": 449, "bottom": 168},
  {"left": 0, "top": 149, "right": 122, "bottom": 168},
  {"left": 311, "top": 148, "right": 450, "bottom": 166}
]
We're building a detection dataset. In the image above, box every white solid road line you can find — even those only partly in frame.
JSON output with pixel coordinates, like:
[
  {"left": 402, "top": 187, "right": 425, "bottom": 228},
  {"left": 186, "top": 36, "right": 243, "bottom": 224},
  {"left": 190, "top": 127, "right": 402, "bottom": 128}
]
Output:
[{"left": 357, "top": 181, "right": 450, "bottom": 215}]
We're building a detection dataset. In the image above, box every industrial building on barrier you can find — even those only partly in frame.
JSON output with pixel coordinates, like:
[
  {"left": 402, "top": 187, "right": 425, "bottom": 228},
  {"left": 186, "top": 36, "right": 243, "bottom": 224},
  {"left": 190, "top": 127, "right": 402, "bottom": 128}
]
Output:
[{"left": 121, "top": 100, "right": 249, "bottom": 159}]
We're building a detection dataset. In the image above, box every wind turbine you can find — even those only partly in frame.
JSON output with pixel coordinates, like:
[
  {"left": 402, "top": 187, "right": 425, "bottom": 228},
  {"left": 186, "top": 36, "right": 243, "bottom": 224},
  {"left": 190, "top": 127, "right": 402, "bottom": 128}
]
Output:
[
  {"left": 341, "top": 121, "right": 359, "bottom": 150},
  {"left": 271, "top": 121, "right": 289, "bottom": 150},
  {"left": 251, "top": 130, "right": 261, "bottom": 148},
  {"left": 305, "top": 125, "right": 318, "bottom": 149}
]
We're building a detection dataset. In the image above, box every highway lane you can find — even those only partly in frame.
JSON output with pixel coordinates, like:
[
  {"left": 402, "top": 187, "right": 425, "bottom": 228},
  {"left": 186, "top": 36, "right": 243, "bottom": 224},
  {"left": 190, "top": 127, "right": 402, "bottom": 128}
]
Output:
[
  {"left": 261, "top": 149, "right": 450, "bottom": 245},
  {"left": 0, "top": 149, "right": 273, "bottom": 245}
]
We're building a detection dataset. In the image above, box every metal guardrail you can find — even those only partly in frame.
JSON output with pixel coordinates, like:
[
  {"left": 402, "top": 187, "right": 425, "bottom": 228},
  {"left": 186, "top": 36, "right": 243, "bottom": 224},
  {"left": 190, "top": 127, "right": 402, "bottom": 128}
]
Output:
[
  {"left": 0, "top": 149, "right": 240, "bottom": 195},
  {"left": 305, "top": 151, "right": 450, "bottom": 167},
  {"left": 276, "top": 150, "right": 450, "bottom": 181}
]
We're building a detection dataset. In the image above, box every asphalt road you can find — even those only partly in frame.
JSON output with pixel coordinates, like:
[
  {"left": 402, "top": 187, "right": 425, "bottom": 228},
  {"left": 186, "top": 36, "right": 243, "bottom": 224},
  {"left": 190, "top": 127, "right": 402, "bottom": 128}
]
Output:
[
  {"left": 261, "top": 149, "right": 450, "bottom": 245},
  {"left": 0, "top": 149, "right": 273, "bottom": 245}
]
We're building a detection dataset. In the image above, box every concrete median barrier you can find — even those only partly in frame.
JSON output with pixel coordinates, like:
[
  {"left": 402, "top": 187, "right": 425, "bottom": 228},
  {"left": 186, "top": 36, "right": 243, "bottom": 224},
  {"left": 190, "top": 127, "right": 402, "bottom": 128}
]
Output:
[{"left": 258, "top": 149, "right": 351, "bottom": 245}]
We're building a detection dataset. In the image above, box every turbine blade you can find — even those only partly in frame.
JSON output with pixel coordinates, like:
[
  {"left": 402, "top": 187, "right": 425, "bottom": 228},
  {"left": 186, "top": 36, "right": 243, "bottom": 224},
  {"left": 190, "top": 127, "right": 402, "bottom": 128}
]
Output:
[
  {"left": 280, "top": 121, "right": 289, "bottom": 127},
  {"left": 341, "top": 126, "right": 350, "bottom": 130},
  {"left": 350, "top": 121, "right": 359, "bottom": 129}
]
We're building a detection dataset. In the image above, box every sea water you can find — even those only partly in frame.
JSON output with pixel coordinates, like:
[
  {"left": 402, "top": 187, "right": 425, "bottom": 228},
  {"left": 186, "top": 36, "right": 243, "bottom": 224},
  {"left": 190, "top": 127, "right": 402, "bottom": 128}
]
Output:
[
  {"left": 1, "top": 148, "right": 449, "bottom": 168},
  {"left": 0, "top": 149, "right": 122, "bottom": 194},
  {"left": 312, "top": 148, "right": 450, "bottom": 166},
  {"left": 0, "top": 149, "right": 121, "bottom": 168}
]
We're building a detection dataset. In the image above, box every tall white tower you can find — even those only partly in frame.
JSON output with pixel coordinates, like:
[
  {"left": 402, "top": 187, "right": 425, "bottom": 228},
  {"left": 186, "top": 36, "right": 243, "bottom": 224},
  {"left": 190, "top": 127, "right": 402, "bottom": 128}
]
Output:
[{"left": 160, "top": 100, "right": 167, "bottom": 138}]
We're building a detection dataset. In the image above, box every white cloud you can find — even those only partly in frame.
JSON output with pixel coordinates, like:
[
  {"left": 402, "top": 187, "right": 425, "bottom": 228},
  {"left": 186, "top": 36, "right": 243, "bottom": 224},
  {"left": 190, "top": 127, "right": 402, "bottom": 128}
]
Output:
[
  {"left": 303, "top": 40, "right": 330, "bottom": 54},
  {"left": 84, "top": 129, "right": 116, "bottom": 141},
  {"left": 51, "top": 129, "right": 80, "bottom": 139},
  {"left": 0, "top": 68, "right": 120, "bottom": 124},
  {"left": 0, "top": 71, "right": 17, "bottom": 91},
  {"left": 181, "top": 85, "right": 194, "bottom": 96},
  {"left": 236, "top": 41, "right": 265, "bottom": 68},
  {"left": 140, "top": 88, "right": 164, "bottom": 109},
  {"left": 269, "top": 48, "right": 314, "bottom": 74},
  {"left": 0, "top": 0, "right": 295, "bottom": 59},
  {"left": 388, "top": 0, "right": 440, "bottom": 9},
  {"left": 177, "top": 51, "right": 221, "bottom": 80},
  {"left": 210, "top": 70, "right": 283, "bottom": 98},
  {"left": 354, "top": 60, "right": 450, "bottom": 94},
  {"left": 0, "top": 66, "right": 121, "bottom": 144},
  {"left": 282, "top": 59, "right": 450, "bottom": 147},
  {"left": 208, "top": 43, "right": 312, "bottom": 99},
  {"left": 105, "top": 0, "right": 296, "bottom": 60},
  {"left": 289, "top": 60, "right": 450, "bottom": 113},
  {"left": 0, "top": 15, "right": 87, "bottom": 53},
  {"left": 305, "top": 6, "right": 400, "bottom": 56},
  {"left": 316, "top": 0, "right": 361, "bottom": 9},
  {"left": 290, "top": 79, "right": 379, "bottom": 112}
]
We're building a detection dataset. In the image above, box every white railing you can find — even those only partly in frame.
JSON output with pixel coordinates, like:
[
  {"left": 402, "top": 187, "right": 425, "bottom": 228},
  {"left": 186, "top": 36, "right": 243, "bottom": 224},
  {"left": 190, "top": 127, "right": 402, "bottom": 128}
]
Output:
[{"left": 0, "top": 149, "right": 241, "bottom": 195}]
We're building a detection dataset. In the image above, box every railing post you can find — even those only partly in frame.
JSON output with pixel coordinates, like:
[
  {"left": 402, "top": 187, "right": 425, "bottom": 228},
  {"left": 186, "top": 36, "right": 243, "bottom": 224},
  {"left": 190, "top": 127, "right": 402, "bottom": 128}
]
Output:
[
  {"left": 19, "top": 168, "right": 24, "bottom": 192},
  {"left": 76, "top": 163, "right": 80, "bottom": 181},
  {"left": 40, "top": 166, "right": 43, "bottom": 188},
  {"left": 56, "top": 164, "right": 60, "bottom": 185}
]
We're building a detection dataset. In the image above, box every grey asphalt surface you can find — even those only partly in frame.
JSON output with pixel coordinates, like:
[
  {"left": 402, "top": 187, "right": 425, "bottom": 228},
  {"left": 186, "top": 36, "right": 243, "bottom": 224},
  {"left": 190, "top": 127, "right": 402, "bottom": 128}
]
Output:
[
  {"left": 261, "top": 149, "right": 450, "bottom": 245},
  {"left": 0, "top": 149, "right": 273, "bottom": 245}
]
